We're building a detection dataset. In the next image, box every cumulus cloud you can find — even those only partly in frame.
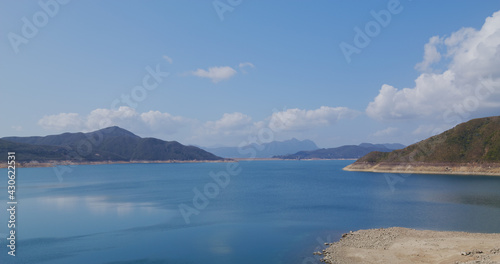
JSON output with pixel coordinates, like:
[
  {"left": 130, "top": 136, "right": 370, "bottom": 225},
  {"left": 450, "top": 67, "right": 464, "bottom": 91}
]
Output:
[
  {"left": 181, "top": 112, "right": 257, "bottom": 146},
  {"left": 239, "top": 62, "right": 254, "bottom": 69},
  {"left": 187, "top": 106, "right": 359, "bottom": 146},
  {"left": 163, "top": 55, "right": 173, "bottom": 64},
  {"left": 373, "top": 127, "right": 398, "bottom": 137},
  {"left": 39, "top": 105, "right": 358, "bottom": 147},
  {"left": 85, "top": 107, "right": 140, "bottom": 130},
  {"left": 269, "top": 106, "right": 359, "bottom": 131},
  {"left": 39, "top": 107, "right": 189, "bottom": 134},
  {"left": 191, "top": 66, "right": 237, "bottom": 83},
  {"left": 205, "top": 112, "right": 253, "bottom": 134},
  {"left": 141, "top": 110, "right": 189, "bottom": 132},
  {"left": 238, "top": 62, "right": 255, "bottom": 73},
  {"left": 415, "top": 36, "right": 443, "bottom": 72},
  {"left": 367, "top": 10, "right": 500, "bottom": 123},
  {"left": 38, "top": 113, "right": 84, "bottom": 131}
]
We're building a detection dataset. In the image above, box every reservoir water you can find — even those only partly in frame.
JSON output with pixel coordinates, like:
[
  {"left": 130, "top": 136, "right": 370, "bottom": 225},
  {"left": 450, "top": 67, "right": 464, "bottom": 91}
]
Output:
[{"left": 1, "top": 160, "right": 500, "bottom": 263}]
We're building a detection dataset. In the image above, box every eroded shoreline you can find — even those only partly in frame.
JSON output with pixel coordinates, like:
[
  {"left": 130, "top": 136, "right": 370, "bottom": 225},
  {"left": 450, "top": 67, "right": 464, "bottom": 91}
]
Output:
[
  {"left": 344, "top": 162, "right": 500, "bottom": 176},
  {"left": 319, "top": 227, "right": 500, "bottom": 264},
  {"left": 0, "top": 158, "right": 357, "bottom": 168},
  {"left": 0, "top": 159, "right": 235, "bottom": 168}
]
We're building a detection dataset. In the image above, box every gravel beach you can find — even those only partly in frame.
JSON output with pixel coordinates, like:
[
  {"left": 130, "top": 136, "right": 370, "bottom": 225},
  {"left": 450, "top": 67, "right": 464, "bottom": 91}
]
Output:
[{"left": 318, "top": 227, "right": 500, "bottom": 264}]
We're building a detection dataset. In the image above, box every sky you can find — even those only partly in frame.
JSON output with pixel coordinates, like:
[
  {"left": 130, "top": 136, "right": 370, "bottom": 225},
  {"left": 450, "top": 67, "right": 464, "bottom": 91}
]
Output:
[{"left": 1, "top": 0, "right": 500, "bottom": 148}]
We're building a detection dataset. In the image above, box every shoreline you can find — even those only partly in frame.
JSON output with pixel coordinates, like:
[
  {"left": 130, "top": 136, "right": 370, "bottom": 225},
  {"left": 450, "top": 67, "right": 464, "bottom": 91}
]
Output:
[
  {"left": 319, "top": 227, "right": 500, "bottom": 264},
  {"left": 0, "top": 159, "right": 235, "bottom": 168},
  {"left": 344, "top": 162, "right": 500, "bottom": 176},
  {"left": 0, "top": 158, "right": 359, "bottom": 168},
  {"left": 235, "top": 158, "right": 357, "bottom": 161}
]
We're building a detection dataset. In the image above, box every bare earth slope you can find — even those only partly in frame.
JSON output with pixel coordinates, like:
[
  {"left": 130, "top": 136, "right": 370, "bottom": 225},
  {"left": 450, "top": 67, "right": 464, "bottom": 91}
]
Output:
[{"left": 321, "top": 227, "right": 500, "bottom": 264}]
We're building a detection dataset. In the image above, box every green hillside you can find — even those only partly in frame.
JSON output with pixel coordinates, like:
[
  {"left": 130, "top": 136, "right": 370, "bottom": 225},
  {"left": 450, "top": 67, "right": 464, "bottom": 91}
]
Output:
[
  {"left": 0, "top": 139, "right": 71, "bottom": 162},
  {"left": 355, "top": 116, "right": 500, "bottom": 165},
  {"left": 2, "top": 126, "right": 222, "bottom": 162}
]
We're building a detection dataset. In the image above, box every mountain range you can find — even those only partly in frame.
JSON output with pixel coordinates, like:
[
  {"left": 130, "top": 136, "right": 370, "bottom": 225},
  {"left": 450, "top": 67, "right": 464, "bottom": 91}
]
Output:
[
  {"left": 274, "top": 143, "right": 405, "bottom": 159},
  {"left": 1, "top": 126, "right": 222, "bottom": 162},
  {"left": 1, "top": 126, "right": 410, "bottom": 164},
  {"left": 201, "top": 138, "right": 319, "bottom": 158}
]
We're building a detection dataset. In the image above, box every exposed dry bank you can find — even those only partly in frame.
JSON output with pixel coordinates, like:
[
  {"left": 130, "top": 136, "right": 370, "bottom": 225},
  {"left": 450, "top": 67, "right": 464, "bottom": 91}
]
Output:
[
  {"left": 319, "top": 227, "right": 500, "bottom": 264},
  {"left": 0, "top": 159, "right": 235, "bottom": 168},
  {"left": 345, "top": 116, "right": 500, "bottom": 176},
  {"left": 344, "top": 162, "right": 500, "bottom": 176}
]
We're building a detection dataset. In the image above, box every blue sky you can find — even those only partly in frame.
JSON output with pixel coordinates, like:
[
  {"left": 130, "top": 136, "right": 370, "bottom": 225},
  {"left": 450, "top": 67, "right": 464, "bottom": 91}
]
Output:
[{"left": 1, "top": 0, "right": 500, "bottom": 148}]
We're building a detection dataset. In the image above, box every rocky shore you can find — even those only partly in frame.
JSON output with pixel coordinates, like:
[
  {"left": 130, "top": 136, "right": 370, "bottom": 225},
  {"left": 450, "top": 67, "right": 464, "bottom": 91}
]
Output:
[
  {"left": 344, "top": 162, "right": 500, "bottom": 176},
  {"left": 317, "top": 227, "right": 500, "bottom": 264}
]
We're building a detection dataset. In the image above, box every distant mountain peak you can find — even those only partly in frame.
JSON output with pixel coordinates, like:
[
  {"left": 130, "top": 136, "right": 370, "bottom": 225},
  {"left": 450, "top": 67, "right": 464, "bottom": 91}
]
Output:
[
  {"left": 89, "top": 126, "right": 140, "bottom": 138},
  {"left": 202, "top": 138, "right": 319, "bottom": 158},
  {"left": 275, "top": 143, "right": 395, "bottom": 159}
]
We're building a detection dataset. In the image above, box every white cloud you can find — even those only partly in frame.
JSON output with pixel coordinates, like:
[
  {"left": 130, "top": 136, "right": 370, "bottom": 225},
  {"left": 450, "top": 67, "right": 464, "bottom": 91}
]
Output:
[
  {"left": 191, "top": 66, "right": 237, "bottom": 83},
  {"left": 238, "top": 62, "right": 255, "bottom": 73},
  {"left": 205, "top": 112, "right": 253, "bottom": 133},
  {"left": 415, "top": 36, "right": 443, "bottom": 72},
  {"left": 269, "top": 106, "right": 359, "bottom": 131},
  {"left": 163, "top": 55, "right": 173, "bottom": 64},
  {"left": 86, "top": 107, "right": 139, "bottom": 131},
  {"left": 38, "top": 113, "right": 84, "bottom": 131},
  {"left": 187, "top": 106, "right": 358, "bottom": 147},
  {"left": 38, "top": 106, "right": 358, "bottom": 147},
  {"left": 39, "top": 107, "right": 189, "bottom": 135},
  {"left": 174, "top": 112, "right": 255, "bottom": 147},
  {"left": 367, "top": 10, "right": 500, "bottom": 123},
  {"left": 141, "top": 110, "right": 188, "bottom": 128},
  {"left": 373, "top": 127, "right": 398, "bottom": 137},
  {"left": 239, "top": 62, "right": 254, "bottom": 69}
]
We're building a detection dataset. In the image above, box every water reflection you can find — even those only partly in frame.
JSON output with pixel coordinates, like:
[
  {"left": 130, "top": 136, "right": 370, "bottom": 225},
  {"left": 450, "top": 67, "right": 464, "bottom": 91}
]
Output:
[
  {"left": 436, "top": 194, "right": 500, "bottom": 208},
  {"left": 208, "top": 229, "right": 233, "bottom": 255},
  {"left": 38, "top": 196, "right": 79, "bottom": 209},
  {"left": 36, "top": 195, "right": 163, "bottom": 216},
  {"left": 2, "top": 162, "right": 500, "bottom": 264},
  {"left": 16, "top": 194, "right": 177, "bottom": 241}
]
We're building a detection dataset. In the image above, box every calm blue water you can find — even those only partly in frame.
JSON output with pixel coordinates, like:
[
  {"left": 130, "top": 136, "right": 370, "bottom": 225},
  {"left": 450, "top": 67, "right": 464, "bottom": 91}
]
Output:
[{"left": 1, "top": 160, "right": 500, "bottom": 264}]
